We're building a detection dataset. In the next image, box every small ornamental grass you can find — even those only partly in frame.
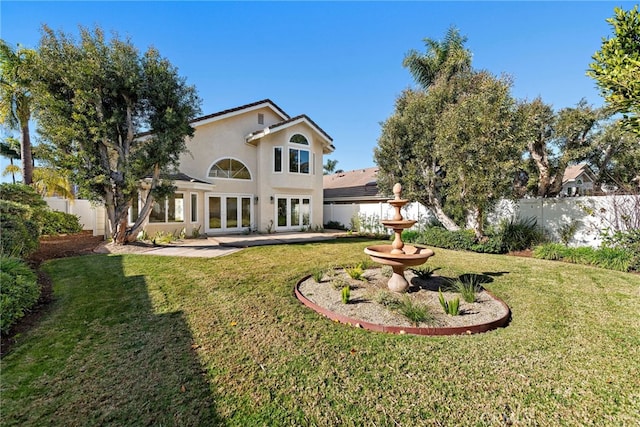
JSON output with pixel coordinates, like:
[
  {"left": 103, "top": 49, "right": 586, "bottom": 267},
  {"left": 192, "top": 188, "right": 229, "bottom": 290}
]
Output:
[
  {"left": 451, "top": 276, "right": 481, "bottom": 303},
  {"left": 311, "top": 267, "right": 325, "bottom": 283},
  {"left": 410, "top": 265, "right": 436, "bottom": 279},
  {"left": 438, "top": 288, "right": 460, "bottom": 316},
  {"left": 374, "top": 291, "right": 433, "bottom": 326},
  {"left": 344, "top": 263, "right": 365, "bottom": 281},
  {"left": 341, "top": 286, "right": 351, "bottom": 304}
]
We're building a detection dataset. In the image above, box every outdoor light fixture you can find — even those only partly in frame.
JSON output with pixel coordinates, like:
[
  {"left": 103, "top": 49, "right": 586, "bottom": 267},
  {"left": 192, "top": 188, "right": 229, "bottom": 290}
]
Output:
[{"left": 270, "top": 196, "right": 274, "bottom": 203}]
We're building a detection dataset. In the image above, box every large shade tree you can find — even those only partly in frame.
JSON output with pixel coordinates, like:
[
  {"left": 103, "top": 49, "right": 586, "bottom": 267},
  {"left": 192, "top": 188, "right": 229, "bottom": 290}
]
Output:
[
  {"left": 376, "top": 27, "right": 473, "bottom": 231},
  {"left": 34, "top": 26, "right": 201, "bottom": 243},
  {"left": 516, "top": 98, "right": 602, "bottom": 197},
  {"left": 0, "top": 40, "right": 36, "bottom": 184},
  {"left": 588, "top": 5, "right": 640, "bottom": 135},
  {"left": 588, "top": 119, "right": 640, "bottom": 190},
  {"left": 435, "top": 71, "right": 520, "bottom": 237}
]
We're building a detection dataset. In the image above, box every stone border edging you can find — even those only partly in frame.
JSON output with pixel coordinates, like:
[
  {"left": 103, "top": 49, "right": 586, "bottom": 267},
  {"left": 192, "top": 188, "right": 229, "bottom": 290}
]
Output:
[{"left": 294, "top": 275, "right": 512, "bottom": 336}]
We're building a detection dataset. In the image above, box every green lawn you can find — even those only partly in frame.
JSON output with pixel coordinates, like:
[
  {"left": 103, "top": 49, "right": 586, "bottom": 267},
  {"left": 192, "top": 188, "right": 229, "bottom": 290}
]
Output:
[{"left": 2, "top": 238, "right": 639, "bottom": 426}]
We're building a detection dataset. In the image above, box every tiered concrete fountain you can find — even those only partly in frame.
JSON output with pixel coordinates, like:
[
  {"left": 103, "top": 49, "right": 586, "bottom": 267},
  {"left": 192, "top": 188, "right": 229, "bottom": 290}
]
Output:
[{"left": 364, "top": 183, "right": 434, "bottom": 292}]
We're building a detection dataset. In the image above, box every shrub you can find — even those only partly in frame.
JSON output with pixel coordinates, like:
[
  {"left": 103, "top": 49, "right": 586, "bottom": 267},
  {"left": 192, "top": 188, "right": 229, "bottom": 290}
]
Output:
[
  {"left": 0, "top": 200, "right": 40, "bottom": 258},
  {"left": 533, "top": 243, "right": 634, "bottom": 272},
  {"left": 602, "top": 228, "right": 640, "bottom": 271},
  {"left": 559, "top": 220, "right": 579, "bottom": 246},
  {"left": 403, "top": 226, "right": 505, "bottom": 254},
  {"left": 532, "top": 243, "right": 570, "bottom": 261},
  {"left": 591, "top": 247, "right": 633, "bottom": 272},
  {"left": 499, "top": 216, "right": 544, "bottom": 252},
  {"left": 0, "top": 183, "right": 47, "bottom": 209},
  {"left": 34, "top": 210, "right": 83, "bottom": 236},
  {"left": 0, "top": 256, "right": 40, "bottom": 334}
]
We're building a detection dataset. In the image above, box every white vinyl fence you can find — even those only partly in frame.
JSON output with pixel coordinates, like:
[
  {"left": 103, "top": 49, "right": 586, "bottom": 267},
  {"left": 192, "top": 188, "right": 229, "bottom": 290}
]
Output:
[
  {"left": 490, "top": 195, "right": 639, "bottom": 248},
  {"left": 44, "top": 197, "right": 107, "bottom": 237},
  {"left": 325, "top": 195, "right": 639, "bottom": 248},
  {"left": 323, "top": 201, "right": 435, "bottom": 234}
]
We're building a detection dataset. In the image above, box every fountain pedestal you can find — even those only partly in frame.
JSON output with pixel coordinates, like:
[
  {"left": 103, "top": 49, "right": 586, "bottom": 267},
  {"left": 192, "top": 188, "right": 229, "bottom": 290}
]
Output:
[{"left": 364, "top": 183, "right": 434, "bottom": 293}]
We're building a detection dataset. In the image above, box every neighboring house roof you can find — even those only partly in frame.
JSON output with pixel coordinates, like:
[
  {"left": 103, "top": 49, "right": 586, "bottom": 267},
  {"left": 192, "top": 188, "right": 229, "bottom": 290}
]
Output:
[
  {"left": 246, "top": 114, "right": 335, "bottom": 154},
  {"left": 323, "top": 167, "right": 384, "bottom": 201},
  {"left": 562, "top": 163, "right": 596, "bottom": 184},
  {"left": 190, "top": 99, "right": 290, "bottom": 126}
]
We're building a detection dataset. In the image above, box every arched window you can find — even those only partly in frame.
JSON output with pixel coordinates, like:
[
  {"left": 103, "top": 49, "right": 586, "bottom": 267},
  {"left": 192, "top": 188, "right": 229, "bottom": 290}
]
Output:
[
  {"left": 208, "top": 158, "right": 251, "bottom": 180},
  {"left": 289, "top": 134, "right": 309, "bottom": 145}
]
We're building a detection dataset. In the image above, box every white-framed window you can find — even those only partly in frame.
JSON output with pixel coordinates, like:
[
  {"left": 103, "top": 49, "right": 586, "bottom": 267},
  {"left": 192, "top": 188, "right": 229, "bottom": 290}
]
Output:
[
  {"left": 190, "top": 193, "right": 198, "bottom": 223},
  {"left": 288, "top": 133, "right": 310, "bottom": 174},
  {"left": 289, "top": 134, "right": 309, "bottom": 145},
  {"left": 149, "top": 193, "right": 185, "bottom": 223},
  {"left": 289, "top": 148, "right": 310, "bottom": 174},
  {"left": 274, "top": 146, "right": 283, "bottom": 173},
  {"left": 208, "top": 158, "right": 251, "bottom": 180}
]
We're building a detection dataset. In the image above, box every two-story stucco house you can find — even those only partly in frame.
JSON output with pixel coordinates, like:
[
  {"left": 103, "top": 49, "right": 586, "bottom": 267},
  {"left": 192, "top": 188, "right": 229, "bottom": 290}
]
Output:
[{"left": 134, "top": 99, "right": 334, "bottom": 236}]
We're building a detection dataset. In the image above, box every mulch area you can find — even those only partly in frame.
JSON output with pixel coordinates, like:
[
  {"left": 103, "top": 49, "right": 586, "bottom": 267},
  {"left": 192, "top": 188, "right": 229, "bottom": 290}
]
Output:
[{"left": 1, "top": 232, "right": 105, "bottom": 357}]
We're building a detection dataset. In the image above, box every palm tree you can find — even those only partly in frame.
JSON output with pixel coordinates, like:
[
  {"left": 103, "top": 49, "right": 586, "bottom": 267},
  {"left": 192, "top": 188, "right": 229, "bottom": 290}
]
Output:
[
  {"left": 32, "top": 166, "right": 75, "bottom": 200},
  {"left": 323, "top": 159, "right": 339, "bottom": 175},
  {"left": 402, "top": 26, "right": 472, "bottom": 90},
  {"left": 0, "top": 40, "right": 36, "bottom": 184},
  {"left": 0, "top": 137, "right": 20, "bottom": 183}
]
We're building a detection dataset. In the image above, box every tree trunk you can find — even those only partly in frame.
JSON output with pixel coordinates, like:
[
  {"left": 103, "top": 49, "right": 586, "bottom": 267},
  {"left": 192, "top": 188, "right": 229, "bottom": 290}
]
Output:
[
  {"left": 423, "top": 194, "right": 460, "bottom": 231},
  {"left": 21, "top": 123, "right": 33, "bottom": 185},
  {"left": 528, "top": 140, "right": 551, "bottom": 197}
]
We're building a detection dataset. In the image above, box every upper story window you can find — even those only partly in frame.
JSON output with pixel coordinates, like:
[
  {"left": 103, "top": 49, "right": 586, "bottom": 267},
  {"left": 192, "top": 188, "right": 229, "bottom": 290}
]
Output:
[
  {"left": 289, "top": 134, "right": 309, "bottom": 145},
  {"left": 289, "top": 148, "right": 310, "bottom": 174},
  {"left": 208, "top": 158, "right": 251, "bottom": 180},
  {"left": 274, "top": 147, "right": 283, "bottom": 173}
]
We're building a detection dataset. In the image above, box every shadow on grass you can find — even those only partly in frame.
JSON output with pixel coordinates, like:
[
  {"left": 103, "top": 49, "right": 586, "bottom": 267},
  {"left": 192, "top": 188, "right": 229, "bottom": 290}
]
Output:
[{"left": 1, "top": 254, "right": 222, "bottom": 426}]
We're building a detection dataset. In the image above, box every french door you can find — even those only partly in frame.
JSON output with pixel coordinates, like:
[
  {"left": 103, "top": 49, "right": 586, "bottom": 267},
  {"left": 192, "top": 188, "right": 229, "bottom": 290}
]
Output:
[
  {"left": 276, "top": 196, "right": 311, "bottom": 230},
  {"left": 206, "top": 194, "right": 252, "bottom": 233}
]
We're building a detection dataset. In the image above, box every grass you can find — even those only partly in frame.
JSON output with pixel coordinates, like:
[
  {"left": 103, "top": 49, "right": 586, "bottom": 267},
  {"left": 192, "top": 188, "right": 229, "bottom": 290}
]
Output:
[{"left": 2, "top": 238, "right": 640, "bottom": 425}]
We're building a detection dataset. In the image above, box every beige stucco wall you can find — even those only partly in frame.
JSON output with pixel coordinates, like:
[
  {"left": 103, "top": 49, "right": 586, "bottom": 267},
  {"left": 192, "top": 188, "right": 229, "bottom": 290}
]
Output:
[{"left": 141, "top": 104, "right": 331, "bottom": 237}]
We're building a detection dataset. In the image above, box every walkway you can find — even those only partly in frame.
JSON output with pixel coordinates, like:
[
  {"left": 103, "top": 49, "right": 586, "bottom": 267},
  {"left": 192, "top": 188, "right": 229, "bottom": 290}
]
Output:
[{"left": 139, "top": 231, "right": 347, "bottom": 258}]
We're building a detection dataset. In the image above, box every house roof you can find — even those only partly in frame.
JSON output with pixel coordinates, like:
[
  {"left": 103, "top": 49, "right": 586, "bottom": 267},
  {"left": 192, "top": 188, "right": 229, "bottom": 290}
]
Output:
[
  {"left": 246, "top": 114, "right": 335, "bottom": 153},
  {"left": 143, "top": 172, "right": 210, "bottom": 184},
  {"left": 323, "top": 167, "right": 383, "bottom": 201},
  {"left": 190, "top": 99, "right": 289, "bottom": 126},
  {"left": 562, "top": 163, "right": 596, "bottom": 184}
]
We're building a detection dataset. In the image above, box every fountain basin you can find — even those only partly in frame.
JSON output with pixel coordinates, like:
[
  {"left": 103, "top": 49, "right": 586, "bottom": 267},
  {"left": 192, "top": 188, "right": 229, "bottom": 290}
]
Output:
[
  {"left": 380, "top": 219, "right": 417, "bottom": 228},
  {"left": 364, "top": 244, "right": 434, "bottom": 267},
  {"left": 364, "top": 244, "right": 435, "bottom": 292}
]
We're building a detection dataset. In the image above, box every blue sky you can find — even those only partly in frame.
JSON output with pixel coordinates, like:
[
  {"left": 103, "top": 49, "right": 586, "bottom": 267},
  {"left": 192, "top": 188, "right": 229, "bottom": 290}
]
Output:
[{"left": 0, "top": 1, "right": 634, "bottom": 181}]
